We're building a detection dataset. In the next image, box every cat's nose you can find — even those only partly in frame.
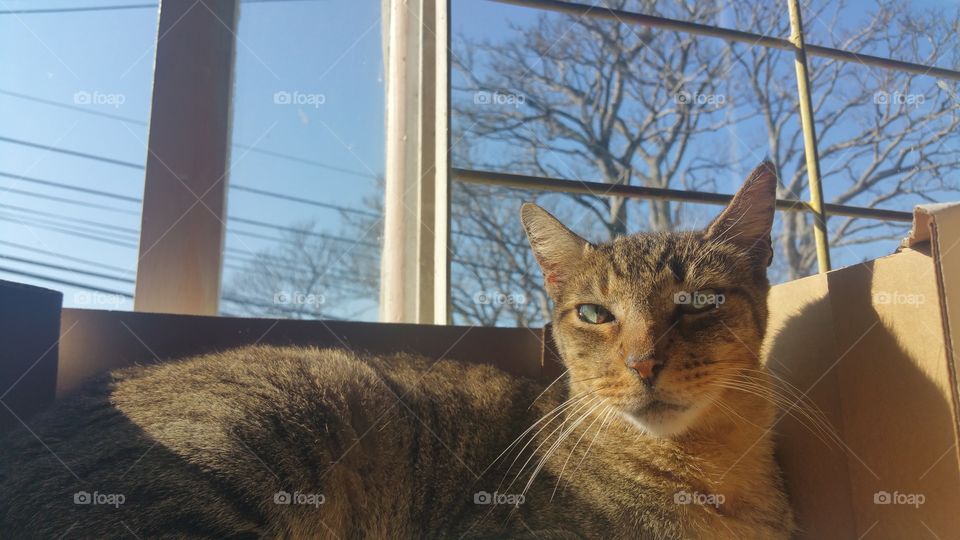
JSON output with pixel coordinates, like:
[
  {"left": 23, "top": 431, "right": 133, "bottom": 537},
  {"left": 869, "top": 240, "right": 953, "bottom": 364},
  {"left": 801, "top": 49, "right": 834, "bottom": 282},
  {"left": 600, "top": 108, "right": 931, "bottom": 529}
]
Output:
[{"left": 625, "top": 352, "right": 663, "bottom": 385}]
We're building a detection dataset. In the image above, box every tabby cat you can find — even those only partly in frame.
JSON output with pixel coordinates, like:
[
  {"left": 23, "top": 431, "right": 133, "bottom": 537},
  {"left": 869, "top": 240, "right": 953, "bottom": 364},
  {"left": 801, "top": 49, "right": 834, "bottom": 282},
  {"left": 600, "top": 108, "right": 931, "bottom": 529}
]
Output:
[{"left": 0, "top": 162, "right": 794, "bottom": 538}]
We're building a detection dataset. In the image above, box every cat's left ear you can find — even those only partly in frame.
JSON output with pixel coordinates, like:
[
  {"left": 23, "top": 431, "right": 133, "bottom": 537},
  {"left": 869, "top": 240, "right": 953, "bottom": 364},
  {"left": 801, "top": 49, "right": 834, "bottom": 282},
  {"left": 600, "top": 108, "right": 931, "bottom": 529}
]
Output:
[
  {"left": 704, "top": 161, "right": 778, "bottom": 267},
  {"left": 521, "top": 203, "right": 591, "bottom": 297}
]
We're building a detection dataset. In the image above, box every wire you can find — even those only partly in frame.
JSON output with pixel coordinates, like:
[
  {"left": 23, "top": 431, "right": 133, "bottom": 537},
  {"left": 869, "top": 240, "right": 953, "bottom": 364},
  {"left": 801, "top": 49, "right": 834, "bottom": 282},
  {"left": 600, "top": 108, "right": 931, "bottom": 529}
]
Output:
[
  {"left": 0, "top": 135, "right": 143, "bottom": 169},
  {"left": 0, "top": 0, "right": 326, "bottom": 16},
  {"left": 0, "top": 185, "right": 140, "bottom": 215},
  {"left": 0, "top": 92, "right": 377, "bottom": 179},
  {"left": 230, "top": 185, "right": 379, "bottom": 216},
  {"left": 0, "top": 265, "right": 133, "bottom": 297},
  {"left": 0, "top": 239, "right": 135, "bottom": 276},
  {"left": 0, "top": 171, "right": 141, "bottom": 202},
  {"left": 0, "top": 253, "right": 134, "bottom": 284}
]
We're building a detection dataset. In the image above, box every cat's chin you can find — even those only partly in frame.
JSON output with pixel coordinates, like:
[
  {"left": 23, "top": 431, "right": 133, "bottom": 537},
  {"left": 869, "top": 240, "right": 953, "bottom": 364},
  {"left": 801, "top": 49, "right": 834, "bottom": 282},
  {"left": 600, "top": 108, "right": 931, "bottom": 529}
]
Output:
[{"left": 620, "top": 401, "right": 704, "bottom": 438}]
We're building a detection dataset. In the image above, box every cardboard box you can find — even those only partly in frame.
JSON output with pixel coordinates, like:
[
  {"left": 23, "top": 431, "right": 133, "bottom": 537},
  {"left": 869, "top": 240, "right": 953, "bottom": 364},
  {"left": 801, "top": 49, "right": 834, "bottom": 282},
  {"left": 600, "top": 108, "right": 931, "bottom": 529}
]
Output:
[
  {"left": 766, "top": 203, "right": 960, "bottom": 539},
  {"left": 1, "top": 204, "right": 957, "bottom": 538}
]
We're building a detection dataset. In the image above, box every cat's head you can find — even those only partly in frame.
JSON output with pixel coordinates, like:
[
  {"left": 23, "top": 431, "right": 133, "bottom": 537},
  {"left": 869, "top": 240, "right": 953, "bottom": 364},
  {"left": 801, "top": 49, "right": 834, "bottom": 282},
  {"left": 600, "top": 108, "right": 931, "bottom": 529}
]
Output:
[{"left": 521, "top": 162, "right": 777, "bottom": 438}]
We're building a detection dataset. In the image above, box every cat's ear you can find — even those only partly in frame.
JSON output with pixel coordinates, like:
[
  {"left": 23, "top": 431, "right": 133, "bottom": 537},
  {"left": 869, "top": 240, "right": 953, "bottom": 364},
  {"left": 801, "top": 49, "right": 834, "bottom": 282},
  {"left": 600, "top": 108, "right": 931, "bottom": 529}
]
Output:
[
  {"left": 704, "top": 161, "right": 778, "bottom": 267},
  {"left": 521, "top": 203, "right": 591, "bottom": 296}
]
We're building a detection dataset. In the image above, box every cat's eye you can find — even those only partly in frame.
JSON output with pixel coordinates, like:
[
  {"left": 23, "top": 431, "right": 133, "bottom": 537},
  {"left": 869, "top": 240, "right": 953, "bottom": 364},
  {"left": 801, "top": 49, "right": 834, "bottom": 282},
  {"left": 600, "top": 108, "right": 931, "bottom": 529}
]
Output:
[
  {"left": 677, "top": 288, "right": 723, "bottom": 315},
  {"left": 577, "top": 304, "right": 615, "bottom": 324}
]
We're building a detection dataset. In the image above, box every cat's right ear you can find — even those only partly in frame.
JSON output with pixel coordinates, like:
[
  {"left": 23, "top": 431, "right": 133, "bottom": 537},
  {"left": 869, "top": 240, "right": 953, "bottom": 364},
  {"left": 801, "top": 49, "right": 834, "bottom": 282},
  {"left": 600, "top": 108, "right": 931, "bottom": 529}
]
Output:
[{"left": 520, "top": 203, "right": 590, "bottom": 297}]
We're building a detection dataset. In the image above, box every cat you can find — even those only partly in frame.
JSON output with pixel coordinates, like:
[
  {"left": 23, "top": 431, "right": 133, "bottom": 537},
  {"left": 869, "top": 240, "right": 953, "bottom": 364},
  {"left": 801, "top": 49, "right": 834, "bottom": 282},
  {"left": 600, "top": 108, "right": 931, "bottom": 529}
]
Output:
[{"left": 0, "top": 162, "right": 794, "bottom": 539}]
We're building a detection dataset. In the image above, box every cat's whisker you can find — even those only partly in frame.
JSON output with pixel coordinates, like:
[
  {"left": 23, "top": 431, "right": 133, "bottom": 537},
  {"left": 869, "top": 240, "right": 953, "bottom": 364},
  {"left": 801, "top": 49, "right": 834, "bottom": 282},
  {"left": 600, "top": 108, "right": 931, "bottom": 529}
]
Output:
[
  {"left": 550, "top": 400, "right": 610, "bottom": 501},
  {"left": 709, "top": 377, "right": 839, "bottom": 449},
  {"left": 486, "top": 390, "right": 598, "bottom": 479},
  {"left": 527, "top": 368, "right": 570, "bottom": 410},
  {"left": 500, "top": 395, "right": 600, "bottom": 492},
  {"left": 563, "top": 405, "right": 616, "bottom": 495},
  {"left": 519, "top": 399, "right": 605, "bottom": 499},
  {"left": 708, "top": 395, "right": 758, "bottom": 428},
  {"left": 711, "top": 367, "right": 838, "bottom": 441}
]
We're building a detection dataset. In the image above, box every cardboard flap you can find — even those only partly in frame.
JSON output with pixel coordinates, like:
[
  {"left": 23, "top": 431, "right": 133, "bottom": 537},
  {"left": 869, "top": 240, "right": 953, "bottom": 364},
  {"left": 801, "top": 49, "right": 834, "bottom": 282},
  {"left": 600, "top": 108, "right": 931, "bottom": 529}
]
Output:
[{"left": 902, "top": 202, "right": 960, "bottom": 249}]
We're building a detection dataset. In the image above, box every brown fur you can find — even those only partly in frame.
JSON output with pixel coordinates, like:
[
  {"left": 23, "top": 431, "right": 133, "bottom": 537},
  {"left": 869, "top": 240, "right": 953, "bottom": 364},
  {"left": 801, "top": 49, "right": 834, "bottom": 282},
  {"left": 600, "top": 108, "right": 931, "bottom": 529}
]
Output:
[{"left": 0, "top": 163, "right": 794, "bottom": 538}]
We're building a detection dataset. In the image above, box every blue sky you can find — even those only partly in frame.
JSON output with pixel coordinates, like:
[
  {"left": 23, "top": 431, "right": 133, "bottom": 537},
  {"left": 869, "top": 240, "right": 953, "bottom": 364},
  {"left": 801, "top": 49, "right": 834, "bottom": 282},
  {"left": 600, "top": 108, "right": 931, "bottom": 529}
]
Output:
[{"left": 0, "top": 0, "right": 954, "bottom": 321}]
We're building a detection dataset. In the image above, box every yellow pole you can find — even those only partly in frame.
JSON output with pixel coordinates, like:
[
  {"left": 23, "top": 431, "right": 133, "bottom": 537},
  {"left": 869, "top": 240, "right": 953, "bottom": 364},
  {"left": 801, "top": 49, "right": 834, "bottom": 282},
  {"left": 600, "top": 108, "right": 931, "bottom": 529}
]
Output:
[{"left": 787, "top": 0, "right": 831, "bottom": 273}]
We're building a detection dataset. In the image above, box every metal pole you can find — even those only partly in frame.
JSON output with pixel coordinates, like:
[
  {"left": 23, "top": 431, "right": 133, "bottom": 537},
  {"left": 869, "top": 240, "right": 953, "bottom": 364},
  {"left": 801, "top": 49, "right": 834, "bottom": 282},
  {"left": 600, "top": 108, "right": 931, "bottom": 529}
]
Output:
[
  {"left": 453, "top": 168, "right": 914, "bottom": 223},
  {"left": 787, "top": 0, "right": 831, "bottom": 273},
  {"left": 487, "top": 0, "right": 960, "bottom": 82}
]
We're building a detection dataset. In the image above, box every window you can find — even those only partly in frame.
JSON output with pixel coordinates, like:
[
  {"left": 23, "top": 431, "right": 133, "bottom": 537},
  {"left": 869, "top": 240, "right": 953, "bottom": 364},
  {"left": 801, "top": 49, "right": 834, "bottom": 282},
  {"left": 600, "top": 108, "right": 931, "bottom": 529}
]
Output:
[
  {"left": 2, "top": 0, "right": 955, "bottom": 327},
  {"left": 0, "top": 0, "right": 158, "bottom": 310}
]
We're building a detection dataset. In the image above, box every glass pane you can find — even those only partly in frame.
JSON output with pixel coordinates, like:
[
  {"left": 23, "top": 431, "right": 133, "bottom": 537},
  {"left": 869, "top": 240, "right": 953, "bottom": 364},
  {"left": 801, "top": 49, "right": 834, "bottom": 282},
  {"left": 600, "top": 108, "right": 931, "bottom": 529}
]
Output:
[
  {"left": 219, "top": 0, "right": 384, "bottom": 321},
  {"left": 0, "top": 0, "right": 157, "bottom": 310},
  {"left": 450, "top": 0, "right": 819, "bottom": 306},
  {"left": 809, "top": 56, "right": 959, "bottom": 265},
  {"left": 804, "top": 0, "right": 958, "bottom": 70},
  {"left": 451, "top": 182, "right": 803, "bottom": 327}
]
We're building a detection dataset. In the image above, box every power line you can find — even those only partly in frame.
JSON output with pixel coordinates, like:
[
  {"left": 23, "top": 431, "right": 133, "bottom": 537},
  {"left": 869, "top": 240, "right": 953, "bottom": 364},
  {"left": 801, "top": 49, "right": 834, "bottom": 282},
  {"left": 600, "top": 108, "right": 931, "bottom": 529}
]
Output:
[
  {"left": 229, "top": 216, "right": 380, "bottom": 249},
  {"left": 0, "top": 171, "right": 141, "bottom": 202},
  {"left": 0, "top": 185, "right": 140, "bottom": 216},
  {"left": 0, "top": 92, "right": 377, "bottom": 179},
  {"left": 0, "top": 170, "right": 377, "bottom": 221},
  {"left": 0, "top": 213, "right": 139, "bottom": 246},
  {"left": 0, "top": 203, "right": 140, "bottom": 236},
  {"left": 0, "top": 263, "right": 357, "bottom": 319},
  {"left": 0, "top": 239, "right": 135, "bottom": 276},
  {"left": 0, "top": 265, "right": 133, "bottom": 297},
  {"left": 230, "top": 184, "right": 379, "bottom": 216},
  {"left": 0, "top": 135, "right": 143, "bottom": 169},
  {"left": 0, "top": 0, "right": 327, "bottom": 15},
  {"left": 0, "top": 4, "right": 156, "bottom": 15},
  {"left": 0, "top": 253, "right": 134, "bottom": 284}
]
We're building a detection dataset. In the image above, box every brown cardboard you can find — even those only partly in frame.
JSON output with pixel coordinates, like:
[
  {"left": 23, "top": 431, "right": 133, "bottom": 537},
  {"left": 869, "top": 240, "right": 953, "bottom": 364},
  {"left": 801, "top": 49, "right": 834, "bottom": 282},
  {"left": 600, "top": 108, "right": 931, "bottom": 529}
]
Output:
[{"left": 766, "top": 203, "right": 960, "bottom": 539}]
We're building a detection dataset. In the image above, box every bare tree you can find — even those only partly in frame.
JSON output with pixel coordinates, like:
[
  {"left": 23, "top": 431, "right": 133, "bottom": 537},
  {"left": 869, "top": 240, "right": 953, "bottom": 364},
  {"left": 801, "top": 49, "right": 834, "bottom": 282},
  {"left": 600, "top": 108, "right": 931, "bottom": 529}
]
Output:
[
  {"left": 227, "top": 0, "right": 959, "bottom": 326},
  {"left": 222, "top": 222, "right": 379, "bottom": 320},
  {"left": 727, "top": 0, "right": 960, "bottom": 279}
]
